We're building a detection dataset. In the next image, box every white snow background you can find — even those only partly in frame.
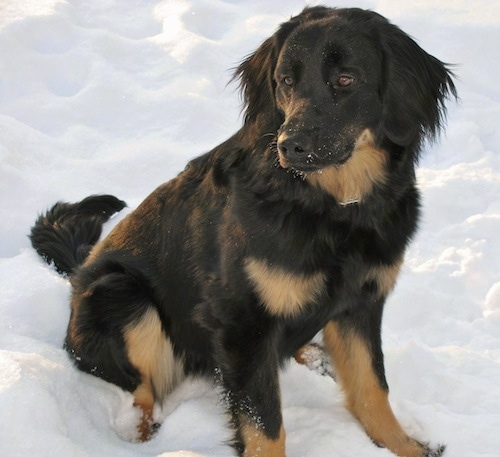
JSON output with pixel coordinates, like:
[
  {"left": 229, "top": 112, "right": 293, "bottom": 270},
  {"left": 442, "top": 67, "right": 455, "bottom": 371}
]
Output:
[{"left": 1, "top": 0, "right": 499, "bottom": 456}]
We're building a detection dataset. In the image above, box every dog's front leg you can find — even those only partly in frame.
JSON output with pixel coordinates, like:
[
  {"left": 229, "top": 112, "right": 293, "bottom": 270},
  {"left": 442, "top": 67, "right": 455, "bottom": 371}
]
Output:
[
  {"left": 323, "top": 300, "right": 444, "bottom": 457},
  {"left": 237, "top": 413, "right": 286, "bottom": 457},
  {"left": 214, "top": 326, "right": 286, "bottom": 457}
]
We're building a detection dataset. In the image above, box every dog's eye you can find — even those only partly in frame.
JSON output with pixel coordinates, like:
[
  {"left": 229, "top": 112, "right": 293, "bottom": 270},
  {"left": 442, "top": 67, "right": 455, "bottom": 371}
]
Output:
[
  {"left": 283, "top": 76, "right": 294, "bottom": 87},
  {"left": 337, "top": 75, "right": 354, "bottom": 87}
]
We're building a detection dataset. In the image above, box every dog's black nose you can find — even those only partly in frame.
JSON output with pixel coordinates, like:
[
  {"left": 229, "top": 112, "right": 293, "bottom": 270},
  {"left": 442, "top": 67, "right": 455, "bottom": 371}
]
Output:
[{"left": 277, "top": 132, "right": 313, "bottom": 160}]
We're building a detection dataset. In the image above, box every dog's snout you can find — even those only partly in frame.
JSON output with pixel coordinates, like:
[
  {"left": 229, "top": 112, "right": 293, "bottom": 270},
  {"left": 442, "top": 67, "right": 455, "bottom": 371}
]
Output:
[
  {"left": 277, "top": 132, "right": 312, "bottom": 157},
  {"left": 276, "top": 130, "right": 318, "bottom": 170}
]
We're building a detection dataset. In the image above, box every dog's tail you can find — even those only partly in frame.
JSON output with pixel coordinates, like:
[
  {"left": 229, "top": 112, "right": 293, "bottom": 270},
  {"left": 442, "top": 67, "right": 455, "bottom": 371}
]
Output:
[{"left": 30, "top": 195, "right": 126, "bottom": 276}]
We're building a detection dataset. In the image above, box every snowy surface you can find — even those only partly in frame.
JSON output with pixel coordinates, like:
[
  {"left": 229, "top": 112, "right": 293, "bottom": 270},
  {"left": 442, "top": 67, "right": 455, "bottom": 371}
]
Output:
[{"left": 1, "top": 1, "right": 499, "bottom": 456}]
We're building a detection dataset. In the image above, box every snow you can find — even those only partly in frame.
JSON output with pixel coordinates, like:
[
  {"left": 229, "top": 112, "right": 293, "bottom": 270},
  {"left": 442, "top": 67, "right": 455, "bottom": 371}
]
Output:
[{"left": 1, "top": 0, "right": 499, "bottom": 456}]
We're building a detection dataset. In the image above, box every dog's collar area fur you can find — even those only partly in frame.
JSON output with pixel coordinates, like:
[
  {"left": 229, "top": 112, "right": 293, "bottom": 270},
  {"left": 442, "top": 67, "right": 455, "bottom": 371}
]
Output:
[
  {"left": 281, "top": 165, "right": 361, "bottom": 206},
  {"left": 338, "top": 197, "right": 360, "bottom": 207}
]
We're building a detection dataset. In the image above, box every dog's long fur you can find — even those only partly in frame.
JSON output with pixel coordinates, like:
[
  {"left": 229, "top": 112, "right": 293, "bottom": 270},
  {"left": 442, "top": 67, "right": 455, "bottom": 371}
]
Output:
[{"left": 30, "top": 7, "right": 456, "bottom": 457}]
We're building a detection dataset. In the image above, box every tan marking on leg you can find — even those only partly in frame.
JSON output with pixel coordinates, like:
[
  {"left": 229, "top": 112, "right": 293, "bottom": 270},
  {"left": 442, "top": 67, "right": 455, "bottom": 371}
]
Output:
[
  {"left": 323, "top": 321, "right": 427, "bottom": 457},
  {"left": 364, "top": 257, "right": 404, "bottom": 298},
  {"left": 244, "top": 258, "right": 326, "bottom": 317},
  {"left": 132, "top": 382, "right": 155, "bottom": 441},
  {"left": 307, "top": 129, "right": 388, "bottom": 205},
  {"left": 124, "top": 308, "right": 185, "bottom": 441},
  {"left": 241, "top": 421, "right": 286, "bottom": 457}
]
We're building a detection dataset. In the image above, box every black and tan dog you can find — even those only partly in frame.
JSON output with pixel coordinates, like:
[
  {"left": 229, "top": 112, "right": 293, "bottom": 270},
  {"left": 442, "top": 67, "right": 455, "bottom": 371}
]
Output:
[{"left": 31, "top": 7, "right": 456, "bottom": 457}]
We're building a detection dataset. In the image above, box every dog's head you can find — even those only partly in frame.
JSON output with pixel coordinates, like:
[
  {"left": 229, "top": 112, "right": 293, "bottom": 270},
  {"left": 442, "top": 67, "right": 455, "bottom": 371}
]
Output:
[{"left": 235, "top": 7, "right": 456, "bottom": 174}]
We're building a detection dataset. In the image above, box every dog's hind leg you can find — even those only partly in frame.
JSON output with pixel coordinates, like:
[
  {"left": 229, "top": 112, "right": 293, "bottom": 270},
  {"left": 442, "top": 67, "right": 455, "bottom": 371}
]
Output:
[
  {"left": 294, "top": 342, "right": 335, "bottom": 378},
  {"left": 124, "top": 307, "right": 185, "bottom": 441},
  {"left": 67, "top": 253, "right": 185, "bottom": 442}
]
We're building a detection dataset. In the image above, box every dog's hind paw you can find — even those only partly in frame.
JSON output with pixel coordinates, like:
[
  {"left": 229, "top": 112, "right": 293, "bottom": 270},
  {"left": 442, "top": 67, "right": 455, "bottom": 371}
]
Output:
[{"left": 294, "top": 343, "right": 335, "bottom": 379}]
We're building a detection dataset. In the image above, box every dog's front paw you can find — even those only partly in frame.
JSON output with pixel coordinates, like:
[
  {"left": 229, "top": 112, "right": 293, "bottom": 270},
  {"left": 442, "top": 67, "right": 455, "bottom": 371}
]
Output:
[
  {"left": 373, "top": 435, "right": 445, "bottom": 457},
  {"left": 424, "top": 444, "right": 446, "bottom": 457},
  {"left": 404, "top": 441, "right": 446, "bottom": 457}
]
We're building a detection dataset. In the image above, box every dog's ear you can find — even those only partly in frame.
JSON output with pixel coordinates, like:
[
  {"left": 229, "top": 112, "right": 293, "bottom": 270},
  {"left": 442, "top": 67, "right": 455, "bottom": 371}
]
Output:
[
  {"left": 233, "top": 7, "right": 333, "bottom": 131},
  {"left": 233, "top": 36, "right": 281, "bottom": 128},
  {"left": 381, "top": 24, "right": 457, "bottom": 150}
]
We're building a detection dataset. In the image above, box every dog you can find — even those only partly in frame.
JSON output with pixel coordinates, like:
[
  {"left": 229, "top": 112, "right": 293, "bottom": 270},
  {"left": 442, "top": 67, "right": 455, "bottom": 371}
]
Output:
[{"left": 30, "top": 7, "right": 456, "bottom": 457}]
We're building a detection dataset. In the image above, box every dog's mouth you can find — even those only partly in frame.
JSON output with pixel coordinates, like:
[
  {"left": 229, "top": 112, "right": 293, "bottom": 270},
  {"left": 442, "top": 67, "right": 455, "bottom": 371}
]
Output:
[
  {"left": 276, "top": 129, "right": 377, "bottom": 174},
  {"left": 277, "top": 147, "right": 352, "bottom": 173},
  {"left": 277, "top": 150, "right": 319, "bottom": 171}
]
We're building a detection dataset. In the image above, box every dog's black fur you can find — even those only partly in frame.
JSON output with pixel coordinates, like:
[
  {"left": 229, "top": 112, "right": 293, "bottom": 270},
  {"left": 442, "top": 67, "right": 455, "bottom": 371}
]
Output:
[{"left": 30, "top": 7, "right": 456, "bottom": 457}]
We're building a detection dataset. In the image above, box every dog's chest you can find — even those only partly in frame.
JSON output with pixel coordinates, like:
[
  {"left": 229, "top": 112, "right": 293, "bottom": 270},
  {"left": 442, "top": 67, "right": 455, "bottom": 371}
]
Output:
[{"left": 243, "top": 256, "right": 327, "bottom": 318}]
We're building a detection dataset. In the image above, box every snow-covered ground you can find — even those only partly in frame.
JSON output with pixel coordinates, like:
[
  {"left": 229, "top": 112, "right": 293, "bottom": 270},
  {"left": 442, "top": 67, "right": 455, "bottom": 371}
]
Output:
[{"left": 1, "top": 1, "right": 499, "bottom": 456}]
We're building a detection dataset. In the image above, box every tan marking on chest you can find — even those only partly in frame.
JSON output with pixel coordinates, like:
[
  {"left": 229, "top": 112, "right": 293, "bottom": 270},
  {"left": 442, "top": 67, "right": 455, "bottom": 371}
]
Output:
[
  {"left": 306, "top": 129, "right": 388, "bottom": 205},
  {"left": 244, "top": 257, "right": 326, "bottom": 317}
]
